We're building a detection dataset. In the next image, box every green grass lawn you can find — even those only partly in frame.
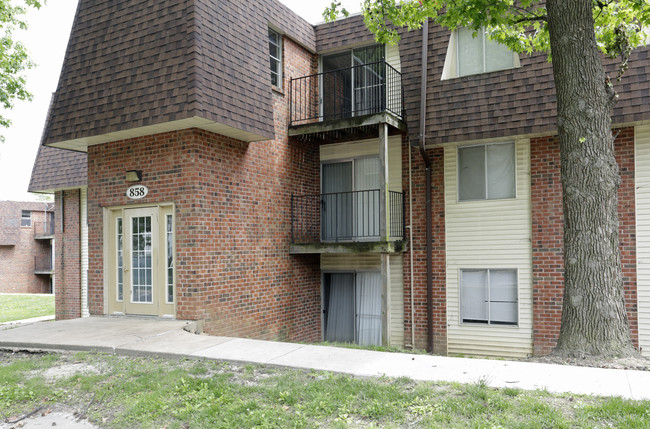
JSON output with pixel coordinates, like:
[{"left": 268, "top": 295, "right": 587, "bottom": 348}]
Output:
[
  {"left": 0, "top": 294, "right": 54, "bottom": 323},
  {"left": 1, "top": 350, "right": 649, "bottom": 428}
]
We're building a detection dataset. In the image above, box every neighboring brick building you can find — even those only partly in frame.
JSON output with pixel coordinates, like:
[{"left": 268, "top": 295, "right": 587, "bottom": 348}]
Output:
[
  {"left": 29, "top": 0, "right": 650, "bottom": 357},
  {"left": 0, "top": 201, "right": 55, "bottom": 294}
]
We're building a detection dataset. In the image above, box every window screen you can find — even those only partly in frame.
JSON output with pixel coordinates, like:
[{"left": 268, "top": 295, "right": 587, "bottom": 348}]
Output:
[
  {"left": 461, "top": 269, "right": 518, "bottom": 325},
  {"left": 458, "top": 142, "right": 515, "bottom": 201}
]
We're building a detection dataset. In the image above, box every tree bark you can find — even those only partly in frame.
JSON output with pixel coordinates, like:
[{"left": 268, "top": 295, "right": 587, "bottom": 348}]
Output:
[{"left": 547, "top": 0, "right": 636, "bottom": 357}]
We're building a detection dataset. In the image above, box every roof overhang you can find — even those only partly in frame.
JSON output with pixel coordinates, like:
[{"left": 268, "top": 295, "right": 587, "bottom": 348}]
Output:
[{"left": 46, "top": 116, "right": 271, "bottom": 152}]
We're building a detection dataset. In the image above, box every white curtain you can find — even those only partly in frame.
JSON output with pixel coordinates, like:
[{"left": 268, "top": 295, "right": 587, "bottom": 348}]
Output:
[
  {"left": 322, "top": 162, "right": 353, "bottom": 240},
  {"left": 356, "top": 272, "right": 382, "bottom": 346},
  {"left": 458, "top": 145, "right": 486, "bottom": 201},
  {"left": 486, "top": 143, "right": 515, "bottom": 199},
  {"left": 325, "top": 273, "right": 355, "bottom": 342},
  {"left": 489, "top": 269, "right": 518, "bottom": 324},
  {"left": 460, "top": 269, "right": 488, "bottom": 323},
  {"left": 485, "top": 36, "right": 515, "bottom": 73},
  {"left": 457, "top": 27, "right": 484, "bottom": 77}
]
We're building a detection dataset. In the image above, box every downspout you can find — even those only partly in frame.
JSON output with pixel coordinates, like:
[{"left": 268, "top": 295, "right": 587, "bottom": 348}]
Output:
[{"left": 418, "top": 19, "right": 434, "bottom": 354}]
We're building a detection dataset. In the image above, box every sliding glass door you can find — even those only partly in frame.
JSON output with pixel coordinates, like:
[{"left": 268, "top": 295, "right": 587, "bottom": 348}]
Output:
[{"left": 323, "top": 271, "right": 382, "bottom": 346}]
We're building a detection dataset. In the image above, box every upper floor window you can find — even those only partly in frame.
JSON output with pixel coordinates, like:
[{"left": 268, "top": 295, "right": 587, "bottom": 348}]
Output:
[
  {"left": 458, "top": 142, "right": 515, "bottom": 201},
  {"left": 21, "top": 210, "right": 31, "bottom": 227},
  {"left": 442, "top": 27, "right": 520, "bottom": 79},
  {"left": 269, "top": 28, "right": 282, "bottom": 88}
]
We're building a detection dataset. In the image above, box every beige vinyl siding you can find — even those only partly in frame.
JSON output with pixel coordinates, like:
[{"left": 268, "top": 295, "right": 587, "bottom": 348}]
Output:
[
  {"left": 386, "top": 44, "right": 402, "bottom": 114},
  {"left": 386, "top": 44, "right": 401, "bottom": 73},
  {"left": 320, "top": 136, "right": 402, "bottom": 192},
  {"left": 635, "top": 125, "right": 650, "bottom": 357},
  {"left": 321, "top": 254, "right": 381, "bottom": 271},
  {"left": 389, "top": 254, "right": 404, "bottom": 347},
  {"left": 444, "top": 139, "right": 533, "bottom": 358}
]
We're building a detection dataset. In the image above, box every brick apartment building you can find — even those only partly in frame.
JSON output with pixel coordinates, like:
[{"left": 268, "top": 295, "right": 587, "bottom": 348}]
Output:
[
  {"left": 29, "top": 0, "right": 650, "bottom": 357},
  {"left": 0, "top": 201, "right": 55, "bottom": 294}
]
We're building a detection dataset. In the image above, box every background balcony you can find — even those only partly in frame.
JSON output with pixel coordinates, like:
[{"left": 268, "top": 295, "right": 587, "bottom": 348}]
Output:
[
  {"left": 289, "top": 61, "right": 404, "bottom": 142},
  {"left": 34, "top": 255, "right": 54, "bottom": 275},
  {"left": 33, "top": 221, "right": 55, "bottom": 239}
]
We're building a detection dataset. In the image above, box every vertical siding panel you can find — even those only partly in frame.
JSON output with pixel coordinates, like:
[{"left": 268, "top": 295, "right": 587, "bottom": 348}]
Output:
[
  {"left": 444, "top": 139, "right": 533, "bottom": 357},
  {"left": 386, "top": 44, "right": 401, "bottom": 72},
  {"left": 389, "top": 254, "right": 405, "bottom": 347},
  {"left": 320, "top": 254, "right": 382, "bottom": 270},
  {"left": 635, "top": 125, "right": 650, "bottom": 357}
]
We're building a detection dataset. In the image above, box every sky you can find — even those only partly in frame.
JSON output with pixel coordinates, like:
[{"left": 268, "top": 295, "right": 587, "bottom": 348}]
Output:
[{"left": 0, "top": 0, "right": 363, "bottom": 202}]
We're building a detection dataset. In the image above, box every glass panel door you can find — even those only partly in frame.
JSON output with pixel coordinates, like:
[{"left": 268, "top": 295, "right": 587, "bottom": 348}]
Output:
[
  {"left": 124, "top": 207, "right": 158, "bottom": 315},
  {"left": 131, "top": 215, "right": 153, "bottom": 303},
  {"left": 322, "top": 162, "right": 353, "bottom": 241},
  {"left": 354, "top": 157, "right": 380, "bottom": 240}
]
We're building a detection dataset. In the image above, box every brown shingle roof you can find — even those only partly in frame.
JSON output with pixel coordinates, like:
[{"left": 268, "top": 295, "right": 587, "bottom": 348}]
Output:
[
  {"left": 41, "top": 0, "right": 315, "bottom": 150},
  {"left": 315, "top": 17, "right": 650, "bottom": 144},
  {"left": 29, "top": 145, "right": 87, "bottom": 193}
]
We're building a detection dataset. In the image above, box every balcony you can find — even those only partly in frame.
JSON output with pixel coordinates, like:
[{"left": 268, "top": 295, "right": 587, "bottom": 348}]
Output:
[
  {"left": 289, "top": 61, "right": 406, "bottom": 143},
  {"left": 290, "top": 189, "right": 406, "bottom": 254},
  {"left": 34, "top": 221, "right": 55, "bottom": 239},
  {"left": 34, "top": 255, "right": 54, "bottom": 275}
]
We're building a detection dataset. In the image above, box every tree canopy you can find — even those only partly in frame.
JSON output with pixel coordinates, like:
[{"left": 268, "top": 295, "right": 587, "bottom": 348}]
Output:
[
  {"left": 327, "top": 1, "right": 649, "bottom": 75},
  {"left": 0, "top": 0, "right": 42, "bottom": 141}
]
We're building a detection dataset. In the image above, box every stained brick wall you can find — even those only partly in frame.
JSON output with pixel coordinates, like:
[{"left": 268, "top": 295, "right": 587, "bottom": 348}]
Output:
[
  {"left": 531, "top": 128, "right": 638, "bottom": 355},
  {"left": 0, "top": 209, "right": 52, "bottom": 294},
  {"left": 402, "top": 143, "right": 447, "bottom": 353},
  {"left": 55, "top": 190, "right": 82, "bottom": 319},
  {"left": 84, "top": 37, "right": 322, "bottom": 342}
]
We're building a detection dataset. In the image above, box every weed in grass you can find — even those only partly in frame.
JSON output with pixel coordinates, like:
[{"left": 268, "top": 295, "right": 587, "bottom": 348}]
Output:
[{"left": 503, "top": 387, "right": 522, "bottom": 397}]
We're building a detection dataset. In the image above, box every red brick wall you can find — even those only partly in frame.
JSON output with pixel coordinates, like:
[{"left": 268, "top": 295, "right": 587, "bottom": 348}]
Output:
[
  {"left": 55, "top": 190, "right": 82, "bottom": 319},
  {"left": 84, "top": 37, "right": 322, "bottom": 342},
  {"left": 0, "top": 210, "right": 52, "bottom": 294},
  {"left": 531, "top": 128, "right": 638, "bottom": 355},
  {"left": 402, "top": 143, "right": 447, "bottom": 353}
]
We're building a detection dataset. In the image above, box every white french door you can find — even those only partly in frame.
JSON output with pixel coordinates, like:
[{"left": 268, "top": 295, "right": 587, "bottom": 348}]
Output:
[{"left": 107, "top": 205, "right": 175, "bottom": 317}]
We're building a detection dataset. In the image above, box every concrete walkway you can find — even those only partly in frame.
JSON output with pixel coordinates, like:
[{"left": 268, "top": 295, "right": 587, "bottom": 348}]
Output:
[{"left": 1, "top": 316, "right": 649, "bottom": 401}]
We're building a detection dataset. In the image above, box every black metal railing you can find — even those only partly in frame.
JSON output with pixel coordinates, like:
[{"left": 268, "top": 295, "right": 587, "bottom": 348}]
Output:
[
  {"left": 33, "top": 221, "right": 55, "bottom": 238},
  {"left": 289, "top": 61, "right": 403, "bottom": 126},
  {"left": 291, "top": 189, "right": 405, "bottom": 244}
]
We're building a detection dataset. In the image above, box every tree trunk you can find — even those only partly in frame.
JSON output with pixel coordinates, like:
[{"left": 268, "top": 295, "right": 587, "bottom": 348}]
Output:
[{"left": 547, "top": 0, "right": 636, "bottom": 357}]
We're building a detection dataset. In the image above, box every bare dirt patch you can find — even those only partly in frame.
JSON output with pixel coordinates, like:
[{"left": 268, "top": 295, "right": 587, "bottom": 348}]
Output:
[
  {"left": 525, "top": 354, "right": 650, "bottom": 371},
  {"left": 1, "top": 408, "right": 99, "bottom": 429}
]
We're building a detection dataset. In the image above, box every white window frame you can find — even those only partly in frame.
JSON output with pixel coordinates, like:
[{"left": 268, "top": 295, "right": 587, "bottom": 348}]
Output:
[
  {"left": 269, "top": 28, "right": 282, "bottom": 88},
  {"left": 165, "top": 213, "right": 174, "bottom": 304},
  {"left": 457, "top": 141, "right": 516, "bottom": 202},
  {"left": 459, "top": 268, "right": 519, "bottom": 326},
  {"left": 21, "top": 210, "right": 31, "bottom": 227},
  {"left": 441, "top": 28, "right": 520, "bottom": 80},
  {"left": 116, "top": 217, "right": 124, "bottom": 302}
]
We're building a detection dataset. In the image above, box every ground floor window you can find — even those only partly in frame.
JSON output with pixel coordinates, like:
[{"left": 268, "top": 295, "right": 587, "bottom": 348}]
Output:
[
  {"left": 323, "top": 271, "right": 382, "bottom": 345},
  {"left": 460, "top": 268, "right": 518, "bottom": 325}
]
